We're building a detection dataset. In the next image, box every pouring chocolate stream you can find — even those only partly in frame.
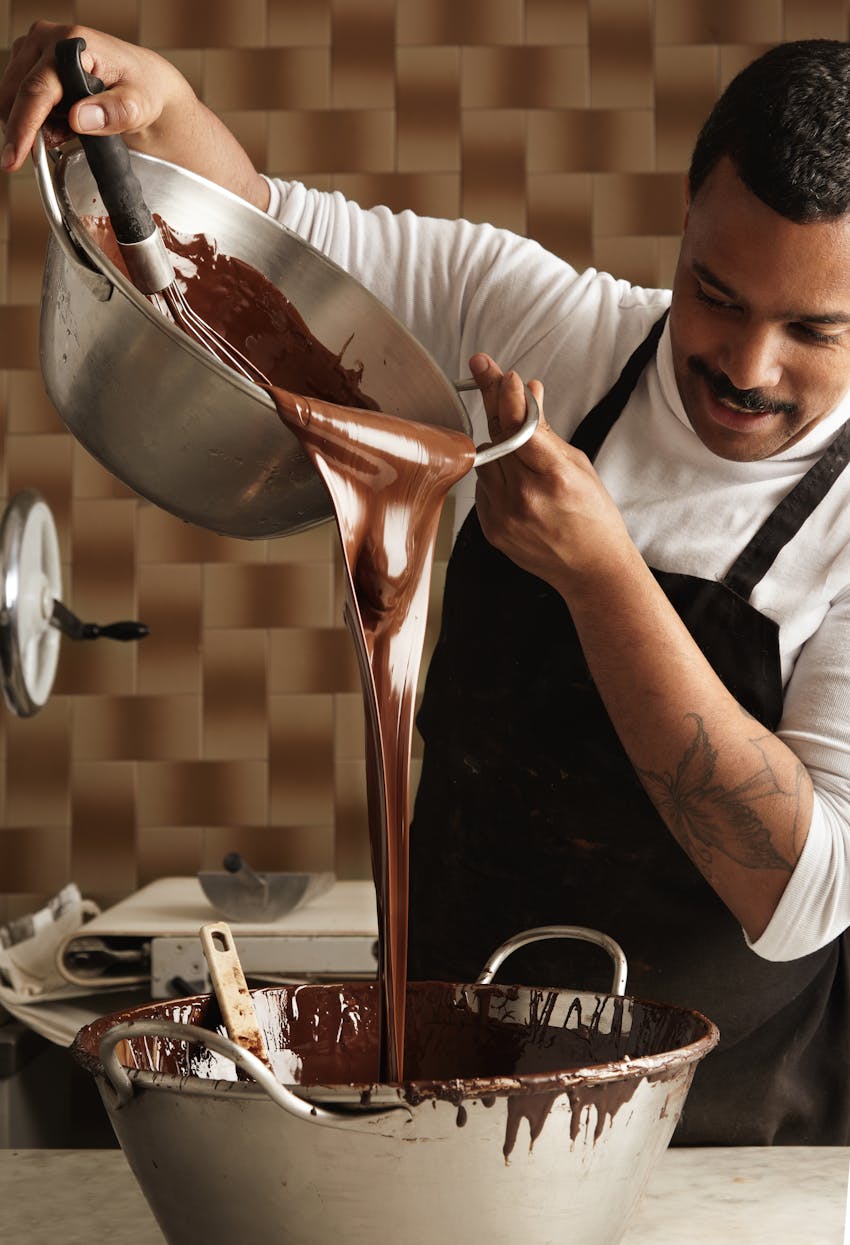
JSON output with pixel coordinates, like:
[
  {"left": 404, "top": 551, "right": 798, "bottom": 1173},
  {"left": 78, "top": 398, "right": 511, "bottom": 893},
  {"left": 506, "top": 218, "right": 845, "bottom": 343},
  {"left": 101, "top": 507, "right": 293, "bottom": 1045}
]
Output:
[{"left": 272, "top": 390, "right": 474, "bottom": 1079}]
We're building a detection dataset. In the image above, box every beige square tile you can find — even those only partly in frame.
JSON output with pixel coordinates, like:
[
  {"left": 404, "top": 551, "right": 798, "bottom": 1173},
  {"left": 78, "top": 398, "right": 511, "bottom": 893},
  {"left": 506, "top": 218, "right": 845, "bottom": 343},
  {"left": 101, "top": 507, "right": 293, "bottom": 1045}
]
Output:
[
  {"left": 73, "top": 0, "right": 140, "bottom": 41},
  {"left": 397, "top": 45, "right": 461, "bottom": 173},
  {"left": 0, "top": 306, "right": 39, "bottom": 370},
  {"left": 461, "top": 109, "right": 527, "bottom": 233},
  {"left": 461, "top": 46, "right": 589, "bottom": 109},
  {"left": 268, "top": 0, "right": 332, "bottom": 44},
  {"left": 333, "top": 757, "right": 371, "bottom": 878},
  {"left": 202, "top": 629, "right": 269, "bottom": 760},
  {"left": 0, "top": 827, "right": 70, "bottom": 893},
  {"left": 203, "top": 48, "right": 331, "bottom": 110},
  {"left": 72, "top": 695, "right": 201, "bottom": 762},
  {"left": 5, "top": 699, "right": 70, "bottom": 825},
  {"left": 9, "top": 0, "right": 72, "bottom": 39},
  {"left": 139, "top": 0, "right": 267, "bottom": 48},
  {"left": 73, "top": 443, "right": 137, "bottom": 501},
  {"left": 204, "top": 563, "right": 334, "bottom": 628},
  {"left": 784, "top": 0, "right": 848, "bottom": 41},
  {"left": 593, "top": 234, "right": 663, "bottom": 289},
  {"left": 592, "top": 172, "right": 685, "bottom": 236},
  {"left": 137, "top": 826, "right": 204, "bottom": 885},
  {"left": 334, "top": 692, "right": 366, "bottom": 759},
  {"left": 526, "top": 0, "right": 589, "bottom": 43},
  {"left": 136, "top": 563, "right": 202, "bottom": 696},
  {"left": 331, "top": 0, "right": 396, "bottom": 109},
  {"left": 528, "top": 108, "right": 654, "bottom": 173},
  {"left": 654, "top": 0, "right": 782, "bottom": 45},
  {"left": 526, "top": 171, "right": 594, "bottom": 268},
  {"left": 269, "top": 628, "right": 360, "bottom": 693},
  {"left": 7, "top": 370, "right": 66, "bottom": 435},
  {"left": 589, "top": 0, "right": 653, "bottom": 108},
  {"left": 70, "top": 760, "right": 137, "bottom": 898},
  {"left": 267, "top": 109, "right": 396, "bottom": 172},
  {"left": 265, "top": 521, "right": 336, "bottom": 563},
  {"left": 53, "top": 636, "right": 138, "bottom": 696},
  {"left": 8, "top": 175, "right": 49, "bottom": 302},
  {"left": 269, "top": 692, "right": 335, "bottom": 824},
  {"left": 655, "top": 45, "right": 719, "bottom": 173},
  {"left": 7, "top": 434, "right": 73, "bottom": 536},
  {"left": 71, "top": 498, "right": 137, "bottom": 619},
  {"left": 396, "top": 0, "right": 523, "bottom": 45},
  {"left": 138, "top": 505, "right": 268, "bottom": 564},
  {"left": 136, "top": 760, "right": 268, "bottom": 826}
]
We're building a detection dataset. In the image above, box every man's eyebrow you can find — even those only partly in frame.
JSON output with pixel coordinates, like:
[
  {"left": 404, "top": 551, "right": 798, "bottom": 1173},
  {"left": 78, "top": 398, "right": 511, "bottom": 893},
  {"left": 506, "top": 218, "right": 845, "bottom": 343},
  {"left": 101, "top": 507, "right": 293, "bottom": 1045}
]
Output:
[{"left": 692, "top": 259, "right": 850, "bottom": 325}]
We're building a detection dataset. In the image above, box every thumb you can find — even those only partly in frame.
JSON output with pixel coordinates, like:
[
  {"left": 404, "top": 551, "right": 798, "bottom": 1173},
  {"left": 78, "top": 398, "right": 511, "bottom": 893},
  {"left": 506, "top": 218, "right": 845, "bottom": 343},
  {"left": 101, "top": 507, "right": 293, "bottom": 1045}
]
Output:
[{"left": 69, "top": 86, "right": 151, "bottom": 136}]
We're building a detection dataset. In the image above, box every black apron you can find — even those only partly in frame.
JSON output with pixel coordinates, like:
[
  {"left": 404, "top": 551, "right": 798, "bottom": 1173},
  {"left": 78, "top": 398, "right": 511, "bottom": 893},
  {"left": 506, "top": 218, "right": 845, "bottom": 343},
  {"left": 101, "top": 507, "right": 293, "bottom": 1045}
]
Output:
[{"left": 409, "top": 311, "right": 850, "bottom": 1145}]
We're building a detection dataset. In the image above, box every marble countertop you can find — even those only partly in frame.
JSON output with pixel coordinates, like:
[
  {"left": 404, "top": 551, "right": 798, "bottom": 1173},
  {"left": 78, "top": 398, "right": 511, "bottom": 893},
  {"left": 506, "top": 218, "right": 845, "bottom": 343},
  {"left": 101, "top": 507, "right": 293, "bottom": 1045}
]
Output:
[{"left": 0, "top": 1146, "right": 846, "bottom": 1243}]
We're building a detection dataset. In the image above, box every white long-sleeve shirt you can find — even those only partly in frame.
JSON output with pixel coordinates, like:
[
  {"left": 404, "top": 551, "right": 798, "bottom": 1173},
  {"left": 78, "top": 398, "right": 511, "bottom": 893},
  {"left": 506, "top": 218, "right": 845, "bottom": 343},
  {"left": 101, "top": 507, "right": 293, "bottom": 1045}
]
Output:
[{"left": 264, "top": 176, "right": 850, "bottom": 963}]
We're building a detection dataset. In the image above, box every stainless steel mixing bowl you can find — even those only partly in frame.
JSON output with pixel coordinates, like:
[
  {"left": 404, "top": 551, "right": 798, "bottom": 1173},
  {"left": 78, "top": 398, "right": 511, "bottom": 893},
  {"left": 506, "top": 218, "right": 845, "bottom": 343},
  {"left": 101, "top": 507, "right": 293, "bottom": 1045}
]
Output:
[{"left": 34, "top": 136, "right": 535, "bottom": 540}]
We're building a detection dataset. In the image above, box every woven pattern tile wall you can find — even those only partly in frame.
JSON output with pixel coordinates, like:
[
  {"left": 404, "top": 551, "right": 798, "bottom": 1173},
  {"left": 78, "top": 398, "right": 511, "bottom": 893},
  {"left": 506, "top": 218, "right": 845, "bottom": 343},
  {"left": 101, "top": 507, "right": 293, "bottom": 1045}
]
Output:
[{"left": 1, "top": 0, "right": 847, "bottom": 911}]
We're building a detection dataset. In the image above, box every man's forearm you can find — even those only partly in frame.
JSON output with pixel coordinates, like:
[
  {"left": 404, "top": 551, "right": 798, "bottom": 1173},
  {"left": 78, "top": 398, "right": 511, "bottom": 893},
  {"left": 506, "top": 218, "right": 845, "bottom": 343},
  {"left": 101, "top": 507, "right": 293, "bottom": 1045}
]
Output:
[
  {"left": 125, "top": 95, "right": 270, "bottom": 212},
  {"left": 563, "top": 545, "right": 812, "bottom": 942}
]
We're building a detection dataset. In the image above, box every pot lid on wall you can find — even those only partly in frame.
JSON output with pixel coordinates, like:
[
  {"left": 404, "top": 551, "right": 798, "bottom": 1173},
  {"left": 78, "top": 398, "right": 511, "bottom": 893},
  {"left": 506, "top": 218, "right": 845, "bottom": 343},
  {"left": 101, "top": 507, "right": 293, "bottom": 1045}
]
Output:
[{"left": 0, "top": 490, "right": 148, "bottom": 717}]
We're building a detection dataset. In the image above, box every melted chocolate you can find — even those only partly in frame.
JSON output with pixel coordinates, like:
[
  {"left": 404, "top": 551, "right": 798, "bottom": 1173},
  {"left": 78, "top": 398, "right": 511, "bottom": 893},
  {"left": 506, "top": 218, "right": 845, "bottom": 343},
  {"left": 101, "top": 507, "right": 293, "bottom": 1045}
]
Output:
[
  {"left": 272, "top": 389, "right": 474, "bottom": 1079},
  {"left": 82, "top": 215, "right": 379, "bottom": 409}
]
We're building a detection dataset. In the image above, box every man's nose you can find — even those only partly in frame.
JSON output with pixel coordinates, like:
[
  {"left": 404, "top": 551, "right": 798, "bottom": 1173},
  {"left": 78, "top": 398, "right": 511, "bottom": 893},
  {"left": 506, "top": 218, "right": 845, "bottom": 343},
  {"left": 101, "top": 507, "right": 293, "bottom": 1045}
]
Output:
[{"left": 716, "top": 325, "right": 783, "bottom": 393}]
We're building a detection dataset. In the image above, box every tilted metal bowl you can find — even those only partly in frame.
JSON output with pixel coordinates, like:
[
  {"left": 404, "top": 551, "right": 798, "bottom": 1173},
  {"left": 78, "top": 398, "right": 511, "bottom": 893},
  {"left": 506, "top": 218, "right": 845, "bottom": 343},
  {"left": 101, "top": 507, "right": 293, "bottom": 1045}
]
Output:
[{"left": 34, "top": 137, "right": 535, "bottom": 540}]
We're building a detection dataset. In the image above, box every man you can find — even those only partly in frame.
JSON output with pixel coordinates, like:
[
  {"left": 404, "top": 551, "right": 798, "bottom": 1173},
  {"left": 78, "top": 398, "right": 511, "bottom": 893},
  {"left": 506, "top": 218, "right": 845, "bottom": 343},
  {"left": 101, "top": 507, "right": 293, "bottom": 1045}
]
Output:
[{"left": 3, "top": 25, "right": 850, "bottom": 1144}]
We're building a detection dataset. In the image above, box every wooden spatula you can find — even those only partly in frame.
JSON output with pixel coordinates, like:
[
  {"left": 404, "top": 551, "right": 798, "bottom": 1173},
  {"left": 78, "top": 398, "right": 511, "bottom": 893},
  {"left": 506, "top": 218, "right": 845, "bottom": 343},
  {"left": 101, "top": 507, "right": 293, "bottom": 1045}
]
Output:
[{"left": 200, "top": 920, "right": 272, "bottom": 1069}]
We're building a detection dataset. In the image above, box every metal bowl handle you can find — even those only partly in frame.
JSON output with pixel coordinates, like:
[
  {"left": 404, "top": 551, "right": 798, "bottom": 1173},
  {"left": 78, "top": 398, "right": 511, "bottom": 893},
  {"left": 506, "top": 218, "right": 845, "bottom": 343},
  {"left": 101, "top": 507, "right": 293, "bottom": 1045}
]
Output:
[
  {"left": 98, "top": 1018, "right": 412, "bottom": 1133},
  {"left": 32, "top": 131, "right": 113, "bottom": 302},
  {"left": 455, "top": 378, "right": 540, "bottom": 467},
  {"left": 476, "top": 925, "right": 628, "bottom": 996}
]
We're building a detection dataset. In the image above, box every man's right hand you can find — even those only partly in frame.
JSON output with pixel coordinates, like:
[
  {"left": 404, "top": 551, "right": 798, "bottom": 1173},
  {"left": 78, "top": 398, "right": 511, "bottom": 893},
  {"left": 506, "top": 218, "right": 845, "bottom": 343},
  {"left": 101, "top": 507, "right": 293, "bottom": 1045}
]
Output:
[
  {"left": 0, "top": 21, "right": 192, "bottom": 170},
  {"left": 0, "top": 20, "right": 269, "bottom": 210}
]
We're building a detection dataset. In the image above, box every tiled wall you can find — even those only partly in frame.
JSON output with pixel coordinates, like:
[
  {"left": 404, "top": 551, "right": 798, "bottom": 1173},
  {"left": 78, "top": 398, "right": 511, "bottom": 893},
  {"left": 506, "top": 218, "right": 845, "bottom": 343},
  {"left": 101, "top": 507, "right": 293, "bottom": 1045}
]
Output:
[{"left": 1, "top": 0, "right": 847, "bottom": 912}]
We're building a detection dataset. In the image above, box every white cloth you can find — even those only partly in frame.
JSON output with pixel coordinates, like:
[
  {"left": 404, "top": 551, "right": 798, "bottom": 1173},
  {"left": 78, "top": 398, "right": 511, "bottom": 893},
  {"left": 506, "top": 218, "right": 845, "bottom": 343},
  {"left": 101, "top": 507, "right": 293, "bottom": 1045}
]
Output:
[
  {"left": 0, "top": 885, "right": 100, "bottom": 1000},
  {"left": 264, "top": 176, "right": 850, "bottom": 963}
]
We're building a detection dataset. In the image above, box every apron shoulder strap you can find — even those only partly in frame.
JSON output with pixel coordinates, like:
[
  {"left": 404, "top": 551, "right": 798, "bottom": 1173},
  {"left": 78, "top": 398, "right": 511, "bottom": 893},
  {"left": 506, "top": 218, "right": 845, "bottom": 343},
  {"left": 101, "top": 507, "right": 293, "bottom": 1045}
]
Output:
[
  {"left": 570, "top": 309, "right": 669, "bottom": 461},
  {"left": 723, "top": 420, "right": 850, "bottom": 599}
]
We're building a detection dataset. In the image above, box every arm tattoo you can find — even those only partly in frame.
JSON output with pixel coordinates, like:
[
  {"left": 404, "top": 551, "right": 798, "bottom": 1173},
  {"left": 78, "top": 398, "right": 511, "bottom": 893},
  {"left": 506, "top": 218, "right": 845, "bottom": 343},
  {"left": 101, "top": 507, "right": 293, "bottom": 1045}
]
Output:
[{"left": 636, "top": 712, "right": 801, "bottom": 876}]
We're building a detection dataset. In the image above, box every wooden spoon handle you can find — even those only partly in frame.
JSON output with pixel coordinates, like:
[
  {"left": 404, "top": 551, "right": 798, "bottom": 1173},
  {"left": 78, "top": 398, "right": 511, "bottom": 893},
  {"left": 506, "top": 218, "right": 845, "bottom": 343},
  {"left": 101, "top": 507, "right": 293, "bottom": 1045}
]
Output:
[{"left": 200, "top": 921, "right": 272, "bottom": 1069}]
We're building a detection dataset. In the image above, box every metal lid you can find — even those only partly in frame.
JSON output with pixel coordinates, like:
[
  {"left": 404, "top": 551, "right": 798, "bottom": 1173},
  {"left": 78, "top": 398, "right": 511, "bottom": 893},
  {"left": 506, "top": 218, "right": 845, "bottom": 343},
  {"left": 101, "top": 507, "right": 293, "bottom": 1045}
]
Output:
[{"left": 0, "top": 491, "right": 62, "bottom": 717}]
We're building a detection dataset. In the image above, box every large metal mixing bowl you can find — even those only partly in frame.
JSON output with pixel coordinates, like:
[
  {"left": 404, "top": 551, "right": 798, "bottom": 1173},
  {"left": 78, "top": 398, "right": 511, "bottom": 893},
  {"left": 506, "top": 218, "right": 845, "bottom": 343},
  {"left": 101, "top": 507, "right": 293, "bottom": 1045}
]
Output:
[
  {"left": 72, "top": 929, "right": 718, "bottom": 1245},
  {"left": 34, "top": 137, "right": 527, "bottom": 539}
]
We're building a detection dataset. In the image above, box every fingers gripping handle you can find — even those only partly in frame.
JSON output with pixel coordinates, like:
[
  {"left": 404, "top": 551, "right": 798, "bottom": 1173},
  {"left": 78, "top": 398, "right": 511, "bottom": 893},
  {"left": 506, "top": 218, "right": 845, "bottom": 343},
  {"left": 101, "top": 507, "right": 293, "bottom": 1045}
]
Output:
[
  {"left": 54, "top": 37, "right": 173, "bottom": 292},
  {"left": 455, "top": 378, "right": 541, "bottom": 467}
]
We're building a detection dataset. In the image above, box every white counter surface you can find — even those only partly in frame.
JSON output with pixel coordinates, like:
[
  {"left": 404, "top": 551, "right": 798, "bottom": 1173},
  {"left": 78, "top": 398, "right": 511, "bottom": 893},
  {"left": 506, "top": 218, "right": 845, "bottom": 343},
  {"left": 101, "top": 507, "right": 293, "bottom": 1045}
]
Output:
[{"left": 0, "top": 1145, "right": 846, "bottom": 1243}]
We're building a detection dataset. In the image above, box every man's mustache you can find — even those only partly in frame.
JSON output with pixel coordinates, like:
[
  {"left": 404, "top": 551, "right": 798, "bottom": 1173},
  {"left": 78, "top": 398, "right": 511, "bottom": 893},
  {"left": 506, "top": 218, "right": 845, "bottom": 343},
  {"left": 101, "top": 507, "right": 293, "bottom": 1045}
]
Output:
[{"left": 688, "top": 356, "right": 798, "bottom": 417}]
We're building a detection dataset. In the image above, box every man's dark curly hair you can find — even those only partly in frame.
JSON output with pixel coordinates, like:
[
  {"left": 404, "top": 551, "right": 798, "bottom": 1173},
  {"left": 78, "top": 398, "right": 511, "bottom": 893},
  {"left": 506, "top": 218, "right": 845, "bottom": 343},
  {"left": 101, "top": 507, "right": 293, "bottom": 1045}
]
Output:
[{"left": 688, "top": 39, "right": 850, "bottom": 222}]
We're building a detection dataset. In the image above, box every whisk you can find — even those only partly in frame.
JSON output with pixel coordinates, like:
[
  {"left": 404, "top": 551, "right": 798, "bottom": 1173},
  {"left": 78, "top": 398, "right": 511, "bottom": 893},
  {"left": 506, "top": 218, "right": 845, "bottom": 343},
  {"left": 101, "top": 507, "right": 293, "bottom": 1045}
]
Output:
[{"left": 55, "top": 37, "right": 269, "bottom": 387}]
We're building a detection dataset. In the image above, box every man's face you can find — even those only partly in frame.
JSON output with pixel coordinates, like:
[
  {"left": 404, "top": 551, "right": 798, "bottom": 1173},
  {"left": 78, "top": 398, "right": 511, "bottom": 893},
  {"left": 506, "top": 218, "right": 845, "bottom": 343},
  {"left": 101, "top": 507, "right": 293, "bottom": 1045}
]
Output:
[{"left": 669, "top": 156, "right": 850, "bottom": 461}]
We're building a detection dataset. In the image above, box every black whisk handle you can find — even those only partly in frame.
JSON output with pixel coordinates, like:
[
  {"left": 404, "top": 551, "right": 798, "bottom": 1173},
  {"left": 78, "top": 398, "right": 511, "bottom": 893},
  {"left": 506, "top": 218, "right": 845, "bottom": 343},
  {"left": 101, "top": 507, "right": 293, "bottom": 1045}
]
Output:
[{"left": 54, "top": 37, "right": 157, "bottom": 248}]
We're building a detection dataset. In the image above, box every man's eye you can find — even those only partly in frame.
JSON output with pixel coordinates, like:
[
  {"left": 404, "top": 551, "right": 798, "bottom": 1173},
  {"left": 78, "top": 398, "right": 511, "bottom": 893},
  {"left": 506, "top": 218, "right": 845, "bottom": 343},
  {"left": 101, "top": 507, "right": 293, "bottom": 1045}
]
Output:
[
  {"left": 793, "top": 323, "right": 839, "bottom": 344},
  {"left": 695, "top": 286, "right": 733, "bottom": 310}
]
